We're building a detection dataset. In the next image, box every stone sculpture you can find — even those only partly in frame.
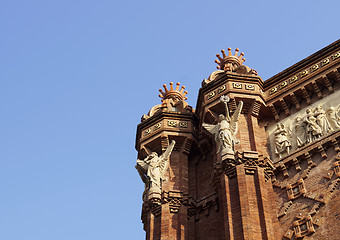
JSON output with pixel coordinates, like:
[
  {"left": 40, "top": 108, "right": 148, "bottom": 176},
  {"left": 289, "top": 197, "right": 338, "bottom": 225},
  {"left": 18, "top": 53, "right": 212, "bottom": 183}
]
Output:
[
  {"left": 135, "top": 140, "right": 176, "bottom": 201},
  {"left": 314, "top": 106, "right": 333, "bottom": 135},
  {"left": 272, "top": 104, "right": 340, "bottom": 159},
  {"left": 203, "top": 96, "right": 243, "bottom": 155},
  {"left": 304, "top": 108, "right": 322, "bottom": 143},
  {"left": 274, "top": 123, "right": 291, "bottom": 158},
  {"left": 294, "top": 116, "right": 306, "bottom": 148},
  {"left": 326, "top": 106, "right": 340, "bottom": 130}
]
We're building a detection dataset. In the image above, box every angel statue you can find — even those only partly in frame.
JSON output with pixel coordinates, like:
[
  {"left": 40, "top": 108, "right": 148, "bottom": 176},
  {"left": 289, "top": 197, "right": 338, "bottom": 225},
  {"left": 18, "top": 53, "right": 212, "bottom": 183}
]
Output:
[
  {"left": 203, "top": 96, "right": 243, "bottom": 155},
  {"left": 135, "top": 140, "right": 176, "bottom": 201}
]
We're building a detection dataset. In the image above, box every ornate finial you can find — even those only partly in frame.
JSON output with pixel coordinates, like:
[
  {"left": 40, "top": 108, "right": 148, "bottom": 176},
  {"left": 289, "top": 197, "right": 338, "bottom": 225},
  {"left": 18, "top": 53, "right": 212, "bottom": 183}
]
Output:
[
  {"left": 159, "top": 82, "right": 188, "bottom": 102},
  {"left": 215, "top": 47, "right": 246, "bottom": 70}
]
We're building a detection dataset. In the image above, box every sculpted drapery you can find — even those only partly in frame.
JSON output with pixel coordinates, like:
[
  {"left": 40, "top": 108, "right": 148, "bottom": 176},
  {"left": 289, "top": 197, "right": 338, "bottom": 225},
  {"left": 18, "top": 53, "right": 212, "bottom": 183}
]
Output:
[
  {"left": 135, "top": 140, "right": 175, "bottom": 201},
  {"left": 274, "top": 123, "right": 291, "bottom": 158},
  {"left": 203, "top": 96, "right": 243, "bottom": 155}
]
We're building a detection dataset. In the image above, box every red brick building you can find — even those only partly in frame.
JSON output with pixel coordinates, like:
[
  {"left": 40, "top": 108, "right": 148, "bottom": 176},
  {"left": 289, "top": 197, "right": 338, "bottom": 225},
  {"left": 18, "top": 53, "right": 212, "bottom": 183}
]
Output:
[{"left": 135, "top": 40, "right": 340, "bottom": 239}]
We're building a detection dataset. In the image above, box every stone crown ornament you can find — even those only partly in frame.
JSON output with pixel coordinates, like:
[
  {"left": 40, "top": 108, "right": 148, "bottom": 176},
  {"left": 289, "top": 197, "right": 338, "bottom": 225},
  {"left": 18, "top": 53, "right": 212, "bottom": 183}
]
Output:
[
  {"left": 142, "top": 81, "right": 193, "bottom": 121},
  {"left": 159, "top": 82, "right": 188, "bottom": 102},
  {"left": 215, "top": 48, "right": 246, "bottom": 70}
]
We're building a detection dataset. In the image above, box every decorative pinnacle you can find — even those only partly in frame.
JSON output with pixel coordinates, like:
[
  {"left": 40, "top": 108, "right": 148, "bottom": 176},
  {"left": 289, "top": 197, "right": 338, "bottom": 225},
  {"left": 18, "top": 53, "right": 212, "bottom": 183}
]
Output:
[
  {"left": 215, "top": 47, "right": 246, "bottom": 70},
  {"left": 159, "top": 82, "right": 188, "bottom": 102}
]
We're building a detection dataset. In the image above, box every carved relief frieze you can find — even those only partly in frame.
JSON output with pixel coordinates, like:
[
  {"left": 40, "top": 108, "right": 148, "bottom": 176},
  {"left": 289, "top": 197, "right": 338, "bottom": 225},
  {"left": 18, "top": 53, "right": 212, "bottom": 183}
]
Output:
[
  {"left": 268, "top": 51, "right": 340, "bottom": 96},
  {"left": 268, "top": 91, "right": 340, "bottom": 161}
]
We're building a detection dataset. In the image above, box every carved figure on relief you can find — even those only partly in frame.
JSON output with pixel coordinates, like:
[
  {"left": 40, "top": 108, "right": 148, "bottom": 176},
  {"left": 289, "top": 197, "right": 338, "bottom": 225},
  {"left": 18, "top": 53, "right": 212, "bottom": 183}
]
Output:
[
  {"left": 271, "top": 99, "right": 340, "bottom": 160},
  {"left": 203, "top": 96, "right": 243, "bottom": 155},
  {"left": 326, "top": 106, "right": 340, "bottom": 130},
  {"left": 135, "top": 140, "right": 175, "bottom": 201},
  {"left": 294, "top": 116, "right": 307, "bottom": 148},
  {"left": 304, "top": 108, "right": 322, "bottom": 143},
  {"left": 274, "top": 123, "right": 291, "bottom": 158},
  {"left": 314, "top": 106, "right": 333, "bottom": 135}
]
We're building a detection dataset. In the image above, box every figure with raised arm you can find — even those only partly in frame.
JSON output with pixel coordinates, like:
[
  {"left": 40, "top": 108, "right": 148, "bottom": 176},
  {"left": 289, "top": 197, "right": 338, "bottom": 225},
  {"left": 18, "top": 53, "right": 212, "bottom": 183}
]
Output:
[
  {"left": 135, "top": 140, "right": 176, "bottom": 201},
  {"left": 203, "top": 96, "right": 243, "bottom": 155}
]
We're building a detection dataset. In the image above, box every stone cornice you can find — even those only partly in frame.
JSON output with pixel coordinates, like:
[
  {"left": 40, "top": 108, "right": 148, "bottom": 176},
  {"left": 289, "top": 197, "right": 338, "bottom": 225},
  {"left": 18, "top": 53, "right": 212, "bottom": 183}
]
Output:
[
  {"left": 195, "top": 72, "right": 264, "bottom": 120},
  {"left": 264, "top": 39, "right": 340, "bottom": 89},
  {"left": 265, "top": 49, "right": 340, "bottom": 101},
  {"left": 135, "top": 111, "right": 199, "bottom": 151}
]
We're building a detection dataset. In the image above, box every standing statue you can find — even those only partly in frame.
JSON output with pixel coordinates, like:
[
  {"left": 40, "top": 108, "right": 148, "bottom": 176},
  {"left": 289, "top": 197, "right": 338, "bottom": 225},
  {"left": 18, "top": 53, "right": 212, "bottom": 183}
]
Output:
[
  {"left": 304, "top": 108, "right": 322, "bottom": 143},
  {"left": 274, "top": 123, "right": 291, "bottom": 158},
  {"left": 135, "top": 140, "right": 176, "bottom": 201},
  {"left": 314, "top": 106, "right": 333, "bottom": 135},
  {"left": 294, "top": 116, "right": 307, "bottom": 148},
  {"left": 203, "top": 96, "right": 243, "bottom": 155}
]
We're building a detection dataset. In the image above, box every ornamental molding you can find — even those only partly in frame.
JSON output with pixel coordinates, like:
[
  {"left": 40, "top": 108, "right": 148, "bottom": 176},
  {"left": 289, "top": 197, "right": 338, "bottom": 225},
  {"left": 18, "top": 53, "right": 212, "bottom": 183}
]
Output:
[
  {"left": 266, "top": 51, "right": 340, "bottom": 97},
  {"left": 141, "top": 191, "right": 219, "bottom": 220},
  {"left": 265, "top": 59, "right": 340, "bottom": 122},
  {"left": 135, "top": 111, "right": 199, "bottom": 152},
  {"left": 212, "top": 151, "right": 274, "bottom": 183},
  {"left": 196, "top": 73, "right": 264, "bottom": 118}
]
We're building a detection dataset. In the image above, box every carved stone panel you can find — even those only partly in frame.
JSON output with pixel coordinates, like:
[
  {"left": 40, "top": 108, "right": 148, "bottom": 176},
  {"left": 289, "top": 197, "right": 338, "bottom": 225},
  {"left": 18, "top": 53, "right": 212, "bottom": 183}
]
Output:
[{"left": 268, "top": 91, "right": 340, "bottom": 162}]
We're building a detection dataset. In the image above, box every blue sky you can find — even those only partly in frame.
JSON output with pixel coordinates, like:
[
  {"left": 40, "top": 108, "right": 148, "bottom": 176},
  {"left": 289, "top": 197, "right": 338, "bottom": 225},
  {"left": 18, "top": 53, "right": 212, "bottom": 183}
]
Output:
[{"left": 1, "top": 1, "right": 339, "bottom": 239}]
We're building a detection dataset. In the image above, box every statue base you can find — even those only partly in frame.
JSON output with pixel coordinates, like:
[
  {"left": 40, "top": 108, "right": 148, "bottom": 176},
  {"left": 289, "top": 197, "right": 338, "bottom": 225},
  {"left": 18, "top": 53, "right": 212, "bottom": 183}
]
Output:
[
  {"left": 221, "top": 152, "right": 235, "bottom": 161},
  {"left": 147, "top": 191, "right": 161, "bottom": 201}
]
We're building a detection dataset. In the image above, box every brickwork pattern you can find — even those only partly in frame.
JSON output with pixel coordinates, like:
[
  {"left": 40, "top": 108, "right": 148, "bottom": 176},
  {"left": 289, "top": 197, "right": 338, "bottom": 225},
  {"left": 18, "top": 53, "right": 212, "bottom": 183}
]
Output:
[{"left": 135, "top": 40, "right": 340, "bottom": 239}]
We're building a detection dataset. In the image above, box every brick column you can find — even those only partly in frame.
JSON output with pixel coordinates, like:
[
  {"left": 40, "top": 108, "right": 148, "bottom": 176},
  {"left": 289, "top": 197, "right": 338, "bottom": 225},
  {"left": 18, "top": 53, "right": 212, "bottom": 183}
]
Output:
[
  {"left": 136, "top": 111, "right": 197, "bottom": 240},
  {"left": 218, "top": 153, "right": 278, "bottom": 240}
]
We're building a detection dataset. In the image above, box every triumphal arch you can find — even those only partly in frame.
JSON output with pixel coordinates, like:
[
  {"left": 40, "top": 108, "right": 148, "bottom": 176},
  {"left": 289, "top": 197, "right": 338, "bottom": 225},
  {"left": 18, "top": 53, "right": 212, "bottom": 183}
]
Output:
[{"left": 135, "top": 40, "right": 340, "bottom": 239}]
